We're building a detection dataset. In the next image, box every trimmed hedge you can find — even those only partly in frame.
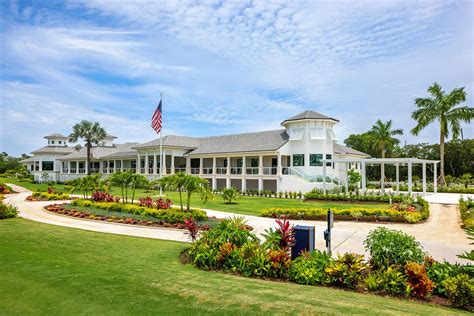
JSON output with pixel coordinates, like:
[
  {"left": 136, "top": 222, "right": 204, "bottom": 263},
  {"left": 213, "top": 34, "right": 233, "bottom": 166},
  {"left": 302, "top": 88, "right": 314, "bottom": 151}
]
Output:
[
  {"left": 32, "top": 191, "right": 71, "bottom": 200},
  {"left": 459, "top": 197, "right": 474, "bottom": 229},
  {"left": 261, "top": 198, "right": 429, "bottom": 223},
  {"left": 304, "top": 192, "right": 405, "bottom": 203},
  {"left": 71, "top": 199, "right": 207, "bottom": 223}
]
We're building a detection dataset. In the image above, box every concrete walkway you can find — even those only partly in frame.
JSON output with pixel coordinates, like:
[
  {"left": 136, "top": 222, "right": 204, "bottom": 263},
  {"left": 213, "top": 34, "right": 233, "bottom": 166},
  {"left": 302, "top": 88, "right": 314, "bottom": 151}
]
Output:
[{"left": 4, "top": 183, "right": 472, "bottom": 264}]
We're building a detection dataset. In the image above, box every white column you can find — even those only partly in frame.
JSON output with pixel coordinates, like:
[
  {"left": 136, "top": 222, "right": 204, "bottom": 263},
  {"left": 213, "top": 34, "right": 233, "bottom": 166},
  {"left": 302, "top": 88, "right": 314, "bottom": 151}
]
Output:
[
  {"left": 153, "top": 154, "right": 157, "bottom": 175},
  {"left": 121, "top": 159, "right": 124, "bottom": 172},
  {"left": 162, "top": 154, "right": 167, "bottom": 175},
  {"left": 433, "top": 162, "right": 437, "bottom": 194},
  {"left": 259, "top": 155, "right": 263, "bottom": 175},
  {"left": 212, "top": 157, "right": 216, "bottom": 175},
  {"left": 277, "top": 153, "right": 282, "bottom": 176},
  {"left": 242, "top": 156, "right": 246, "bottom": 175},
  {"left": 408, "top": 161, "right": 413, "bottom": 196},
  {"left": 361, "top": 161, "right": 366, "bottom": 192},
  {"left": 258, "top": 178, "right": 263, "bottom": 191},
  {"left": 171, "top": 153, "right": 175, "bottom": 174},
  {"left": 226, "top": 177, "right": 231, "bottom": 189},
  {"left": 212, "top": 177, "right": 217, "bottom": 190},
  {"left": 199, "top": 158, "right": 203, "bottom": 175},
  {"left": 185, "top": 157, "right": 191, "bottom": 174},
  {"left": 68, "top": 161, "right": 71, "bottom": 174},
  {"left": 380, "top": 162, "right": 385, "bottom": 194},
  {"left": 344, "top": 162, "right": 349, "bottom": 194},
  {"left": 395, "top": 163, "right": 400, "bottom": 194},
  {"left": 137, "top": 154, "right": 141, "bottom": 174},
  {"left": 241, "top": 178, "right": 246, "bottom": 192},
  {"left": 322, "top": 162, "right": 327, "bottom": 193},
  {"left": 76, "top": 161, "right": 79, "bottom": 174},
  {"left": 422, "top": 162, "right": 427, "bottom": 196},
  {"left": 39, "top": 158, "right": 43, "bottom": 171},
  {"left": 226, "top": 157, "right": 231, "bottom": 175},
  {"left": 113, "top": 160, "right": 117, "bottom": 173},
  {"left": 145, "top": 153, "right": 149, "bottom": 175}
]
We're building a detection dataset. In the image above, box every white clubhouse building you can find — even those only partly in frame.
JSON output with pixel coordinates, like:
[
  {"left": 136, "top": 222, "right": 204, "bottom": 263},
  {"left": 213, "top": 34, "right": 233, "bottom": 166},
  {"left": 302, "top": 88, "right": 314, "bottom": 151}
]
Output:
[{"left": 21, "top": 110, "right": 438, "bottom": 194}]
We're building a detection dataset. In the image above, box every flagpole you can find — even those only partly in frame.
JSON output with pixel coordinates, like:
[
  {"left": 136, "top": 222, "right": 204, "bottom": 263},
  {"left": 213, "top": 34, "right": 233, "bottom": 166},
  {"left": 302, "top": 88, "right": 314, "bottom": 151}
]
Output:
[{"left": 159, "top": 92, "right": 163, "bottom": 196}]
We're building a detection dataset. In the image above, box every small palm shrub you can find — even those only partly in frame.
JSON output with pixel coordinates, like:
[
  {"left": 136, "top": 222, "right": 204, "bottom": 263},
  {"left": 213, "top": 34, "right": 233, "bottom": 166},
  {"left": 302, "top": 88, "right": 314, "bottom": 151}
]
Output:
[
  {"left": 325, "top": 253, "right": 369, "bottom": 288},
  {"left": 222, "top": 187, "right": 239, "bottom": 204},
  {"left": 404, "top": 262, "right": 435, "bottom": 298},
  {"left": 365, "top": 266, "right": 410, "bottom": 296},
  {"left": 444, "top": 274, "right": 474, "bottom": 309},
  {"left": 364, "top": 227, "right": 426, "bottom": 269},
  {"left": 289, "top": 250, "right": 332, "bottom": 285}
]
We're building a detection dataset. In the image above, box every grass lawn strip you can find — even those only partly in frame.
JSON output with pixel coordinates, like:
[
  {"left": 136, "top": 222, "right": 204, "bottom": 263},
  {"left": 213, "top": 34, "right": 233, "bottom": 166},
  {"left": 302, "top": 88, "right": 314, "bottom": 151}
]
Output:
[{"left": 0, "top": 218, "right": 467, "bottom": 315}]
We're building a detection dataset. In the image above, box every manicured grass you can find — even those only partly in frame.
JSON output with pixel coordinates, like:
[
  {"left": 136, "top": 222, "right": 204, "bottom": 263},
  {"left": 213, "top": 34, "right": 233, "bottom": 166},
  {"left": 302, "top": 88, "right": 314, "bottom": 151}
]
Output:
[
  {"left": 0, "top": 177, "right": 69, "bottom": 193},
  {"left": 0, "top": 218, "right": 465, "bottom": 315},
  {"left": 2, "top": 177, "right": 391, "bottom": 217}
]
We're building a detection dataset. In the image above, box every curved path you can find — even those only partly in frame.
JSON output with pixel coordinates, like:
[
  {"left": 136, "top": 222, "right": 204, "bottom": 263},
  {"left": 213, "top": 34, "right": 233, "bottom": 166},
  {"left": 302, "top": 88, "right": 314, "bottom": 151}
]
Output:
[{"left": 4, "top": 183, "right": 471, "bottom": 264}]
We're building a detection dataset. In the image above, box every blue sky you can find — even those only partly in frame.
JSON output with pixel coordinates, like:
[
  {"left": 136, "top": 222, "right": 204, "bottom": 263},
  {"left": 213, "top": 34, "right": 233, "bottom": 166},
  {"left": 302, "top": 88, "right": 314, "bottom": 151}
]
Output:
[{"left": 1, "top": 0, "right": 472, "bottom": 156}]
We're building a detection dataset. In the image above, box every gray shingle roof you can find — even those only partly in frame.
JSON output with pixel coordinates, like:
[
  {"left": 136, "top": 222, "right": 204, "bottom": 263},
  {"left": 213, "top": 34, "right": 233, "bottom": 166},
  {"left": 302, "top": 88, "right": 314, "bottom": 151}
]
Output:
[
  {"left": 333, "top": 143, "right": 369, "bottom": 157},
  {"left": 44, "top": 133, "right": 69, "bottom": 139},
  {"left": 31, "top": 146, "right": 76, "bottom": 154},
  {"left": 282, "top": 110, "right": 339, "bottom": 124},
  {"left": 20, "top": 157, "right": 36, "bottom": 163},
  {"left": 133, "top": 130, "right": 289, "bottom": 155},
  {"left": 58, "top": 142, "right": 141, "bottom": 160}
]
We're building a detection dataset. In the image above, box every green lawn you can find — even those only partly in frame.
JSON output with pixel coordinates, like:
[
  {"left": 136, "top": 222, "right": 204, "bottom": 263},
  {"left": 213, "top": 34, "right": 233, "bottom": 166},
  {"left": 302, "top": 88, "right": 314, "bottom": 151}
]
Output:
[
  {"left": 0, "top": 218, "right": 464, "bottom": 315},
  {"left": 1, "top": 177, "right": 390, "bottom": 216}
]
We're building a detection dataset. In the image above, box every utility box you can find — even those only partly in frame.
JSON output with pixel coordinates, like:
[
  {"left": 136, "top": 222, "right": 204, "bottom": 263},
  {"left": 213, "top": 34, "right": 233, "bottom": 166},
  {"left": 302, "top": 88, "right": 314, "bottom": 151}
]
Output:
[{"left": 291, "top": 225, "right": 315, "bottom": 260}]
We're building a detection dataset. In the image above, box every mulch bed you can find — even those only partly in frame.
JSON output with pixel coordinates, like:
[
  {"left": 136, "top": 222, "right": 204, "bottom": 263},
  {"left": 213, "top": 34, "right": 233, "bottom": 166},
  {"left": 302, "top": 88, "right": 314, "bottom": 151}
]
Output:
[{"left": 43, "top": 204, "right": 214, "bottom": 230}]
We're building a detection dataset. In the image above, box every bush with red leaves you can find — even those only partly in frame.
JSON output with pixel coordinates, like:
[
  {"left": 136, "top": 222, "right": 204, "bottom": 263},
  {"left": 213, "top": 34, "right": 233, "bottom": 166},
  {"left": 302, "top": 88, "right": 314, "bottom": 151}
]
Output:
[
  {"left": 275, "top": 219, "right": 295, "bottom": 251},
  {"left": 184, "top": 215, "right": 199, "bottom": 242},
  {"left": 91, "top": 191, "right": 120, "bottom": 203},
  {"left": 138, "top": 196, "right": 172, "bottom": 210},
  {"left": 404, "top": 262, "right": 435, "bottom": 298}
]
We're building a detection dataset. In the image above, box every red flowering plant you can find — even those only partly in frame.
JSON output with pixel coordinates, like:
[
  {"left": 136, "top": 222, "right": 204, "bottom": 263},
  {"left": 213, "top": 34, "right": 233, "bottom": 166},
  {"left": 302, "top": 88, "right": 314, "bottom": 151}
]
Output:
[
  {"left": 47, "top": 186, "right": 54, "bottom": 194},
  {"left": 91, "top": 191, "right": 120, "bottom": 203},
  {"left": 138, "top": 196, "right": 154, "bottom": 208},
  {"left": 276, "top": 219, "right": 296, "bottom": 251},
  {"left": 155, "top": 198, "right": 172, "bottom": 209},
  {"left": 184, "top": 215, "right": 199, "bottom": 242}
]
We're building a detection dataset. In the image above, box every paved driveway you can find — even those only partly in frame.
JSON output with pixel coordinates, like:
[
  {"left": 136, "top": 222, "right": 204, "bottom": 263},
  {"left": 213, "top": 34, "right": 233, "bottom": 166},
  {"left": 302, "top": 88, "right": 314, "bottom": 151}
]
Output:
[{"left": 4, "top": 183, "right": 472, "bottom": 264}]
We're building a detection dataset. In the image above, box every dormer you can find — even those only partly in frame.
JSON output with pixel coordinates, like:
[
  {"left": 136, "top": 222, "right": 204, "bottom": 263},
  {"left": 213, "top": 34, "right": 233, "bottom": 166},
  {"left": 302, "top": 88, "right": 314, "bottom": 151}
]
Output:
[
  {"left": 281, "top": 110, "right": 339, "bottom": 141},
  {"left": 100, "top": 134, "right": 117, "bottom": 147},
  {"left": 44, "top": 133, "right": 69, "bottom": 147}
]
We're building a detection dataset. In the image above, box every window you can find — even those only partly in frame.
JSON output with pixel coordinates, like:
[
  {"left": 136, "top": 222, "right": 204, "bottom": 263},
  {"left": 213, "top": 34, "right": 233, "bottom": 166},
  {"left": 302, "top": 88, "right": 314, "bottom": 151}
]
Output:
[
  {"left": 42, "top": 161, "right": 54, "bottom": 171},
  {"left": 223, "top": 158, "right": 228, "bottom": 168},
  {"left": 310, "top": 154, "right": 323, "bottom": 166},
  {"left": 293, "top": 154, "right": 305, "bottom": 166},
  {"left": 51, "top": 140, "right": 55, "bottom": 145},
  {"left": 58, "top": 141, "right": 62, "bottom": 144},
  {"left": 326, "top": 154, "right": 332, "bottom": 167},
  {"left": 309, "top": 128, "right": 325, "bottom": 139},
  {"left": 250, "top": 158, "right": 258, "bottom": 168},
  {"left": 289, "top": 128, "right": 304, "bottom": 140},
  {"left": 236, "top": 158, "right": 243, "bottom": 168}
]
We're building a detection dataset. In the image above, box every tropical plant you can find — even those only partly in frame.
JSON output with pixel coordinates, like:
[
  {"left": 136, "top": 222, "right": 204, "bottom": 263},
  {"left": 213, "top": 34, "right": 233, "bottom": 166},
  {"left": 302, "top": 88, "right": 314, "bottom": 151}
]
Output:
[
  {"left": 325, "top": 253, "right": 369, "bottom": 288},
  {"left": 222, "top": 187, "right": 239, "bottom": 204},
  {"left": 0, "top": 200, "right": 18, "bottom": 219},
  {"left": 425, "top": 259, "right": 465, "bottom": 297},
  {"left": 411, "top": 82, "right": 474, "bottom": 185},
  {"left": 364, "top": 227, "right": 427, "bottom": 269},
  {"left": 404, "top": 262, "right": 435, "bottom": 298},
  {"left": 160, "top": 173, "right": 213, "bottom": 211},
  {"left": 367, "top": 119, "right": 403, "bottom": 188},
  {"left": 158, "top": 172, "right": 188, "bottom": 211},
  {"left": 184, "top": 216, "right": 199, "bottom": 242},
  {"left": 444, "top": 274, "right": 474, "bottom": 309},
  {"left": 289, "top": 250, "right": 332, "bottom": 285},
  {"left": 129, "top": 174, "right": 149, "bottom": 204},
  {"left": 365, "top": 266, "right": 410, "bottom": 297},
  {"left": 40, "top": 171, "right": 49, "bottom": 183},
  {"left": 69, "top": 175, "right": 108, "bottom": 199},
  {"left": 68, "top": 120, "right": 107, "bottom": 175},
  {"left": 109, "top": 171, "right": 133, "bottom": 204}
]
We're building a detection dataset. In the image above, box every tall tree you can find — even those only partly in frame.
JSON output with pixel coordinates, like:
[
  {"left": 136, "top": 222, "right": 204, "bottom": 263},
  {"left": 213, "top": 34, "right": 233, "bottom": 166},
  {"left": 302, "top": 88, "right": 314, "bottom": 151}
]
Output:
[
  {"left": 411, "top": 82, "right": 474, "bottom": 185},
  {"left": 367, "top": 120, "right": 403, "bottom": 191},
  {"left": 68, "top": 121, "right": 107, "bottom": 175}
]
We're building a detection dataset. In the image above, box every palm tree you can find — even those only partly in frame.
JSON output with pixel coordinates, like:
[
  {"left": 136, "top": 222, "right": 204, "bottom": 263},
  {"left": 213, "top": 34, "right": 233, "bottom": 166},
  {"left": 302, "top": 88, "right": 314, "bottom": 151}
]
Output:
[
  {"left": 68, "top": 121, "right": 107, "bottom": 175},
  {"left": 367, "top": 120, "right": 403, "bottom": 192},
  {"left": 411, "top": 82, "right": 473, "bottom": 185},
  {"left": 159, "top": 172, "right": 189, "bottom": 211},
  {"left": 159, "top": 173, "right": 213, "bottom": 211}
]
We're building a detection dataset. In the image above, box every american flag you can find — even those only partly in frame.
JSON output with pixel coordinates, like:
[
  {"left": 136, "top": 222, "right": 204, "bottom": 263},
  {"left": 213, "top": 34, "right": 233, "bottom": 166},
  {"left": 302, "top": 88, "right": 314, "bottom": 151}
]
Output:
[{"left": 151, "top": 99, "right": 162, "bottom": 134}]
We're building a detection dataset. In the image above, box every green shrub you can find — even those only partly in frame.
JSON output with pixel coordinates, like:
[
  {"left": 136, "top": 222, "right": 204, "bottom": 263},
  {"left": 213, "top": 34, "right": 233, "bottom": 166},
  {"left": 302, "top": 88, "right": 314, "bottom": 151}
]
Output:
[
  {"left": 364, "top": 227, "right": 426, "bottom": 269},
  {"left": 261, "top": 200, "right": 429, "bottom": 224},
  {"left": 444, "top": 274, "right": 474, "bottom": 309},
  {"left": 289, "top": 250, "right": 332, "bottom": 285},
  {"left": 425, "top": 260, "right": 464, "bottom": 297},
  {"left": 304, "top": 191, "right": 405, "bottom": 203},
  {"left": 459, "top": 197, "right": 474, "bottom": 229},
  {"left": 71, "top": 199, "right": 207, "bottom": 223},
  {"left": 32, "top": 191, "right": 70, "bottom": 200},
  {"left": 325, "top": 253, "right": 368, "bottom": 288},
  {"left": 222, "top": 187, "right": 239, "bottom": 204},
  {"left": 0, "top": 199, "right": 18, "bottom": 219},
  {"left": 365, "top": 266, "right": 410, "bottom": 296}
]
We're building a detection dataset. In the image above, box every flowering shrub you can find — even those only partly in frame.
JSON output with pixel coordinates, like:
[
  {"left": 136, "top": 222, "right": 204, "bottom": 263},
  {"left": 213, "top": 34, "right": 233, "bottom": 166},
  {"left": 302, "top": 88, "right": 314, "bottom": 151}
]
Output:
[
  {"left": 31, "top": 191, "right": 71, "bottom": 201},
  {"left": 138, "top": 196, "right": 172, "bottom": 210},
  {"left": 91, "top": 191, "right": 120, "bottom": 203},
  {"left": 0, "top": 198, "right": 18, "bottom": 219},
  {"left": 404, "top": 262, "right": 435, "bottom": 298},
  {"left": 0, "top": 184, "right": 12, "bottom": 194}
]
